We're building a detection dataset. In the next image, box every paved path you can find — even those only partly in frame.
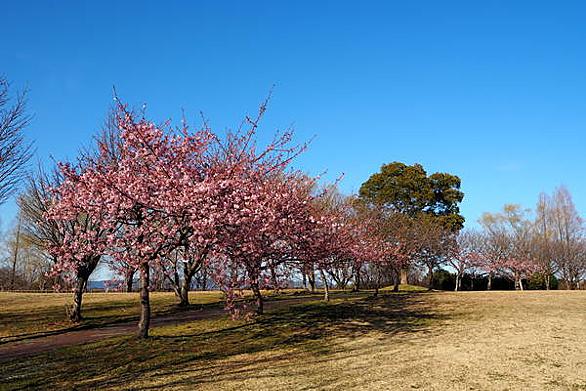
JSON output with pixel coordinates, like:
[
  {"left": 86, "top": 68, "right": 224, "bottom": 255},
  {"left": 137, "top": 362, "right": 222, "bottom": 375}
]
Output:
[{"left": 0, "top": 296, "right": 317, "bottom": 362}]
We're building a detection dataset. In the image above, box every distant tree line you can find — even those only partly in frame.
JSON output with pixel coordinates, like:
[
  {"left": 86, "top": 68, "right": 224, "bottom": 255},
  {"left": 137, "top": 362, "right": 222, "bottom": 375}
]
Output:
[{"left": 448, "top": 186, "right": 585, "bottom": 291}]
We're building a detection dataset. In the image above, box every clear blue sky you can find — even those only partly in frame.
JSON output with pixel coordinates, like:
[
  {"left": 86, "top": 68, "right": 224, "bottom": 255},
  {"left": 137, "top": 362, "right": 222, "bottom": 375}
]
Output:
[{"left": 2, "top": 0, "right": 586, "bottom": 231}]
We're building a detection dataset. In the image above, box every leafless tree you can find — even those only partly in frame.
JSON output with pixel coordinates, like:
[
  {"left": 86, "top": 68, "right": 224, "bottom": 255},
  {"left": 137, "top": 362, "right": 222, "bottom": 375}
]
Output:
[
  {"left": 548, "top": 187, "right": 585, "bottom": 289},
  {"left": 451, "top": 230, "right": 483, "bottom": 291},
  {"left": 0, "top": 77, "right": 33, "bottom": 205},
  {"left": 16, "top": 108, "right": 122, "bottom": 320},
  {"left": 479, "top": 205, "right": 536, "bottom": 290},
  {"left": 0, "top": 216, "right": 56, "bottom": 291}
]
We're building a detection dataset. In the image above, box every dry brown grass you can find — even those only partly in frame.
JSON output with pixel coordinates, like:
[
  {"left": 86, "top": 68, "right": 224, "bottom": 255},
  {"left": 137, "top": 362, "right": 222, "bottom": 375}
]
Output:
[
  {"left": 2, "top": 290, "right": 586, "bottom": 390},
  {"left": 162, "top": 291, "right": 586, "bottom": 391},
  {"left": 0, "top": 291, "right": 223, "bottom": 340}
]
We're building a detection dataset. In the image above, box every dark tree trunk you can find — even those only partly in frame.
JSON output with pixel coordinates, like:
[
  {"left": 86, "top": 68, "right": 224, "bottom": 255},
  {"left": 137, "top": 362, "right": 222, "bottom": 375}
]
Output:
[
  {"left": 70, "top": 257, "right": 99, "bottom": 323},
  {"left": 179, "top": 264, "right": 198, "bottom": 307},
  {"left": 9, "top": 255, "right": 17, "bottom": 290},
  {"left": 201, "top": 268, "right": 208, "bottom": 291},
  {"left": 125, "top": 269, "right": 135, "bottom": 293},
  {"left": 331, "top": 273, "right": 341, "bottom": 290},
  {"left": 308, "top": 270, "right": 316, "bottom": 292},
  {"left": 70, "top": 276, "right": 87, "bottom": 322},
  {"left": 179, "top": 278, "right": 190, "bottom": 307},
  {"left": 137, "top": 263, "right": 151, "bottom": 339},
  {"left": 178, "top": 252, "right": 205, "bottom": 305},
  {"left": 9, "top": 216, "right": 22, "bottom": 291},
  {"left": 251, "top": 282, "right": 264, "bottom": 315},
  {"left": 392, "top": 267, "right": 400, "bottom": 292},
  {"left": 373, "top": 266, "right": 381, "bottom": 297},
  {"left": 353, "top": 265, "right": 361, "bottom": 292}
]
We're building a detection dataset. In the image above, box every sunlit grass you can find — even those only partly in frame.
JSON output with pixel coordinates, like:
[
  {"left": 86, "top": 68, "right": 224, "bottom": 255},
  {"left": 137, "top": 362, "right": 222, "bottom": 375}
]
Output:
[
  {"left": 0, "top": 291, "right": 224, "bottom": 341},
  {"left": 0, "top": 288, "right": 406, "bottom": 341},
  {"left": 3, "top": 290, "right": 586, "bottom": 390}
]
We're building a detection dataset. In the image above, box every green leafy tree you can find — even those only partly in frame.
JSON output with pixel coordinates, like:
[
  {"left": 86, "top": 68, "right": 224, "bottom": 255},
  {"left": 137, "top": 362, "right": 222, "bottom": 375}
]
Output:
[
  {"left": 359, "top": 162, "right": 464, "bottom": 231},
  {"left": 359, "top": 162, "right": 464, "bottom": 287}
]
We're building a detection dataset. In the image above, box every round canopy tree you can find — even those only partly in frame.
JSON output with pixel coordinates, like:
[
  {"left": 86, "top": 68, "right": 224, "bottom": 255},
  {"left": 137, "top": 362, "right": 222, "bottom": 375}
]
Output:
[{"left": 359, "top": 162, "right": 465, "bottom": 286}]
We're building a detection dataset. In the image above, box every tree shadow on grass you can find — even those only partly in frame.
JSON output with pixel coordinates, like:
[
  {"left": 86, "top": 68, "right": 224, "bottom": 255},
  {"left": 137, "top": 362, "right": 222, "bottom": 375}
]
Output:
[
  {"left": 0, "top": 299, "right": 225, "bottom": 345},
  {"left": 105, "top": 293, "right": 448, "bottom": 390},
  {"left": 2, "top": 292, "right": 451, "bottom": 391}
]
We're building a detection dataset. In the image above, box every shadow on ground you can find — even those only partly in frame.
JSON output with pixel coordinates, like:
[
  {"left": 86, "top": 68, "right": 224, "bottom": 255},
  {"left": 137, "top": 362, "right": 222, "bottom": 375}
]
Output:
[
  {"left": 0, "top": 299, "right": 225, "bottom": 344},
  {"left": 2, "top": 292, "right": 449, "bottom": 391}
]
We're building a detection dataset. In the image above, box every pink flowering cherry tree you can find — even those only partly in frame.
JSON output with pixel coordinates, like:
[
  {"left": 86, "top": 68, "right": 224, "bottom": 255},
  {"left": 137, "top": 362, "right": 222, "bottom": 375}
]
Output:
[{"left": 51, "top": 104, "right": 214, "bottom": 337}]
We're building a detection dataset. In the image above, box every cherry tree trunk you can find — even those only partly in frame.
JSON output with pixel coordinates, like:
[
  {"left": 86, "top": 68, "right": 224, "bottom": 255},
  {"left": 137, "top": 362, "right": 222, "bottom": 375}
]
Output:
[
  {"left": 196, "top": 268, "right": 208, "bottom": 290},
  {"left": 400, "top": 267, "right": 409, "bottom": 285},
  {"left": 545, "top": 274, "right": 551, "bottom": 290},
  {"left": 454, "top": 274, "right": 460, "bottom": 292},
  {"left": 487, "top": 273, "right": 493, "bottom": 290},
  {"left": 70, "top": 276, "right": 88, "bottom": 322},
  {"left": 353, "top": 266, "right": 361, "bottom": 292},
  {"left": 70, "top": 257, "right": 99, "bottom": 322},
  {"left": 179, "top": 279, "right": 190, "bottom": 307},
  {"left": 251, "top": 283, "right": 264, "bottom": 315},
  {"left": 308, "top": 271, "right": 316, "bottom": 292},
  {"left": 137, "top": 263, "right": 151, "bottom": 339},
  {"left": 392, "top": 268, "right": 400, "bottom": 292},
  {"left": 319, "top": 269, "right": 330, "bottom": 302},
  {"left": 179, "top": 265, "right": 197, "bottom": 307},
  {"left": 428, "top": 267, "right": 434, "bottom": 290},
  {"left": 125, "top": 270, "right": 135, "bottom": 293}
]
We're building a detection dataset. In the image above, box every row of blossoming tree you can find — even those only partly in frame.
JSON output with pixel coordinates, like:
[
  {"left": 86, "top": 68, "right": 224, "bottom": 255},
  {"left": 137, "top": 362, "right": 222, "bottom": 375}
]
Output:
[
  {"left": 18, "top": 116, "right": 475, "bottom": 337},
  {"left": 19, "top": 98, "right": 581, "bottom": 340},
  {"left": 26, "top": 100, "right": 398, "bottom": 338}
]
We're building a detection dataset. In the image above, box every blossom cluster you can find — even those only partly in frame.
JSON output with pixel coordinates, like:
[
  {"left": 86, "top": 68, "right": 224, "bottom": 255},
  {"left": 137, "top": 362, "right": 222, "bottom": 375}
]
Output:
[{"left": 47, "top": 102, "right": 388, "bottom": 317}]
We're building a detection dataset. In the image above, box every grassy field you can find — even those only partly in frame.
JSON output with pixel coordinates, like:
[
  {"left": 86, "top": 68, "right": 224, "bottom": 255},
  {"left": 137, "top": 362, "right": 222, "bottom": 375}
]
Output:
[
  {"left": 0, "top": 291, "right": 225, "bottom": 342},
  {"left": 1, "top": 290, "right": 586, "bottom": 390}
]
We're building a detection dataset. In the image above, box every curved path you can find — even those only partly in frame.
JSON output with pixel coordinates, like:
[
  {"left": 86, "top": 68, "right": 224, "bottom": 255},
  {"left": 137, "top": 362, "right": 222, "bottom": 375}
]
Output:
[{"left": 0, "top": 296, "right": 321, "bottom": 362}]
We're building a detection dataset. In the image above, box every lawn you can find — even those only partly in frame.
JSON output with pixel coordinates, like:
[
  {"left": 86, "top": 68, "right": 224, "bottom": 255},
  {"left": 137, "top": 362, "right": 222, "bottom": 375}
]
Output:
[
  {"left": 0, "top": 289, "right": 340, "bottom": 342},
  {"left": 1, "top": 290, "right": 586, "bottom": 390},
  {"left": 0, "top": 291, "right": 224, "bottom": 342}
]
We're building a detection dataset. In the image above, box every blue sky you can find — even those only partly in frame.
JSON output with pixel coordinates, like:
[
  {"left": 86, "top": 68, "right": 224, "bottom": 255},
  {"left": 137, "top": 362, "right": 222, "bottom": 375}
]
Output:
[{"left": 1, "top": 0, "right": 586, "bottom": 231}]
